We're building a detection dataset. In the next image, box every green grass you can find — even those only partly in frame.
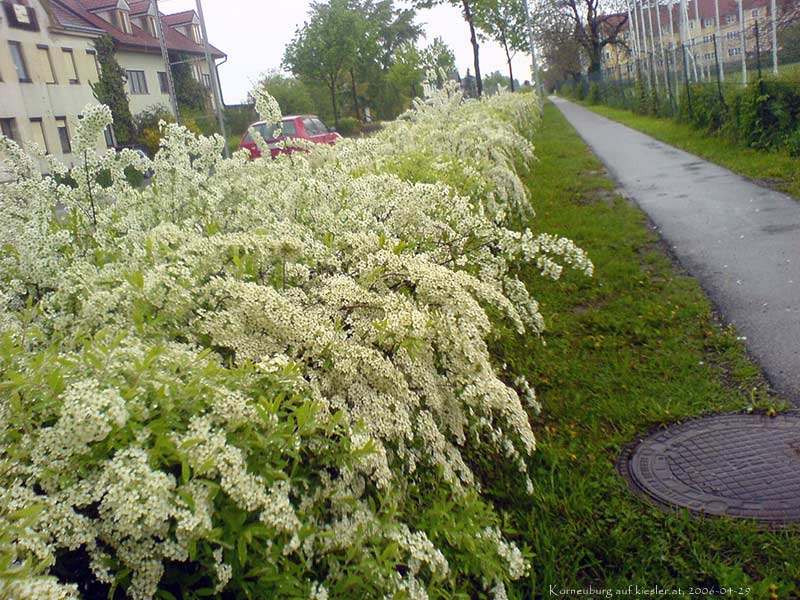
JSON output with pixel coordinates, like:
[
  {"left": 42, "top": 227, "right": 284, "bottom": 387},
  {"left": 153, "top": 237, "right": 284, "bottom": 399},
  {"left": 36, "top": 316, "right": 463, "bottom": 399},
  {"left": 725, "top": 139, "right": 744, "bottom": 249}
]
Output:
[
  {"left": 576, "top": 102, "right": 800, "bottom": 199},
  {"left": 494, "top": 100, "right": 799, "bottom": 599}
]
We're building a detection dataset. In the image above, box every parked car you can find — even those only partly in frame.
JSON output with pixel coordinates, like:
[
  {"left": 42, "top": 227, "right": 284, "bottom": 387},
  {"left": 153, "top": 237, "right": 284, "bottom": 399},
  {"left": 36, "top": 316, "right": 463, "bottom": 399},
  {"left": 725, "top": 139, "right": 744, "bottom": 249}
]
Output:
[{"left": 239, "top": 115, "right": 341, "bottom": 159}]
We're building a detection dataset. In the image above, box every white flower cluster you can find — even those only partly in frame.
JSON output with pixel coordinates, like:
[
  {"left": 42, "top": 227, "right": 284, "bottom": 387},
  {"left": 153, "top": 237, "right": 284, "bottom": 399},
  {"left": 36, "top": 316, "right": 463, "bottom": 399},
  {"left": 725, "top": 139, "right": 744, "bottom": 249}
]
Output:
[{"left": 0, "top": 86, "right": 591, "bottom": 598}]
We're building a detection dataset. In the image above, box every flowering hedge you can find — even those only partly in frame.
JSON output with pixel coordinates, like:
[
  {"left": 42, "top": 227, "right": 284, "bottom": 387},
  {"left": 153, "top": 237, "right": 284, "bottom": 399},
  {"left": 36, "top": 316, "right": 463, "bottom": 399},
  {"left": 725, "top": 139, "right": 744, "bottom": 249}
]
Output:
[{"left": 0, "top": 85, "right": 591, "bottom": 600}]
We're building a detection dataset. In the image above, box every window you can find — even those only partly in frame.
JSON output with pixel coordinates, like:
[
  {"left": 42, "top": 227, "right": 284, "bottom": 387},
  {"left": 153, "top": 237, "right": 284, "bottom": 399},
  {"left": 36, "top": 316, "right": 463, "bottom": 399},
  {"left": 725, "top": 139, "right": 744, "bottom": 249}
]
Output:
[
  {"left": 146, "top": 15, "right": 158, "bottom": 37},
  {"left": 303, "top": 118, "right": 319, "bottom": 136},
  {"left": 8, "top": 41, "right": 31, "bottom": 82},
  {"left": 703, "top": 34, "right": 713, "bottom": 43},
  {"left": 704, "top": 52, "right": 714, "bottom": 60},
  {"left": 62, "top": 48, "right": 79, "bottom": 83},
  {"left": 202, "top": 73, "right": 211, "bottom": 88},
  {"left": 726, "top": 14, "right": 736, "bottom": 24},
  {"left": 55, "top": 117, "right": 71, "bottom": 154},
  {"left": 312, "top": 119, "right": 329, "bottom": 134},
  {"left": 689, "top": 20, "right": 694, "bottom": 28},
  {"left": 703, "top": 18, "right": 714, "bottom": 27},
  {"left": 126, "top": 70, "right": 148, "bottom": 94},
  {"left": 29, "top": 118, "right": 48, "bottom": 153},
  {"left": 726, "top": 30, "right": 740, "bottom": 39},
  {"left": 191, "top": 24, "right": 201, "bottom": 42},
  {"left": 157, "top": 71, "right": 169, "bottom": 93},
  {"left": 37, "top": 44, "right": 56, "bottom": 83},
  {"left": 751, "top": 8, "right": 759, "bottom": 18},
  {"left": 103, "top": 124, "right": 115, "bottom": 148},
  {"left": 2, "top": 1, "right": 40, "bottom": 31},
  {"left": 728, "top": 47, "right": 742, "bottom": 56},
  {"left": 112, "top": 9, "right": 132, "bottom": 34},
  {"left": 86, "top": 49, "right": 100, "bottom": 80},
  {"left": 0, "top": 118, "right": 19, "bottom": 142}
]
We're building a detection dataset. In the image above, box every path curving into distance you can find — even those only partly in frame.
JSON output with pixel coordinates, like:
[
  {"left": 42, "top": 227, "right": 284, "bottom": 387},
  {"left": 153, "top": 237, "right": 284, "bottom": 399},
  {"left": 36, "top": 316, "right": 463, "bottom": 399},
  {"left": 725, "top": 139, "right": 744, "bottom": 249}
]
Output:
[{"left": 551, "top": 96, "right": 800, "bottom": 405}]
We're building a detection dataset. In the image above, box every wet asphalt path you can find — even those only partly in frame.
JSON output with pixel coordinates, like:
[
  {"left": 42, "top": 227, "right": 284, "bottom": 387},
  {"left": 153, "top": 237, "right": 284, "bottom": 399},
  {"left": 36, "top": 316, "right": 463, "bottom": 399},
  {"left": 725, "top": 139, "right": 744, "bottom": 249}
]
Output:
[{"left": 550, "top": 96, "right": 800, "bottom": 404}]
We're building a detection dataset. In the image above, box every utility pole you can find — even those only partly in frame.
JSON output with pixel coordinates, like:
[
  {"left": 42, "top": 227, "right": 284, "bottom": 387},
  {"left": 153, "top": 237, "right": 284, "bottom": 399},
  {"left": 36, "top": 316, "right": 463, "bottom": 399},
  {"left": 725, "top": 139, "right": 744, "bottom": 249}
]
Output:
[
  {"left": 522, "top": 0, "right": 543, "bottom": 109},
  {"left": 152, "top": 0, "right": 180, "bottom": 123},
  {"left": 738, "top": 0, "right": 746, "bottom": 86},
  {"left": 714, "top": 0, "right": 724, "bottom": 81},
  {"left": 770, "top": 0, "right": 778, "bottom": 75},
  {"left": 195, "top": 0, "right": 229, "bottom": 156}
]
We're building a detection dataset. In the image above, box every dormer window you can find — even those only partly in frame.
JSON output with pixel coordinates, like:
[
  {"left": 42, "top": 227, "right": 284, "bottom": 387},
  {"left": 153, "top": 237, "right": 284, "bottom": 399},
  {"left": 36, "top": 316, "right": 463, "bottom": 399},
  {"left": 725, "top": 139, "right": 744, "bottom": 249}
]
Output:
[
  {"left": 183, "top": 23, "right": 201, "bottom": 42},
  {"left": 2, "top": 0, "right": 40, "bottom": 32},
  {"left": 112, "top": 9, "right": 132, "bottom": 33},
  {"left": 145, "top": 15, "right": 158, "bottom": 37}
]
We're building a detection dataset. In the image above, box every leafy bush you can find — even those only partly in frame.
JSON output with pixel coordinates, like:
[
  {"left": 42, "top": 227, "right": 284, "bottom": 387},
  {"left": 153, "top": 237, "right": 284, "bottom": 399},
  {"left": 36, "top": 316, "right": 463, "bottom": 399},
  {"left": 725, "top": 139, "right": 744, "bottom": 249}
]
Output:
[
  {"left": 335, "top": 116, "right": 360, "bottom": 136},
  {"left": 587, "top": 82, "right": 601, "bottom": 105},
  {"left": 133, "top": 105, "right": 174, "bottom": 156},
  {"left": 786, "top": 124, "right": 800, "bottom": 157},
  {"left": 224, "top": 104, "right": 259, "bottom": 138},
  {"left": 0, "top": 87, "right": 591, "bottom": 599}
]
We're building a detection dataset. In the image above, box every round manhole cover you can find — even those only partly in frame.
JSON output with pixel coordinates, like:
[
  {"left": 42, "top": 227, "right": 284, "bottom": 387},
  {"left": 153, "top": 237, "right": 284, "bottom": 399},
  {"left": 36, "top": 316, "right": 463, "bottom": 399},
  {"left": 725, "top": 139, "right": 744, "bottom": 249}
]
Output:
[{"left": 619, "top": 412, "right": 800, "bottom": 524}]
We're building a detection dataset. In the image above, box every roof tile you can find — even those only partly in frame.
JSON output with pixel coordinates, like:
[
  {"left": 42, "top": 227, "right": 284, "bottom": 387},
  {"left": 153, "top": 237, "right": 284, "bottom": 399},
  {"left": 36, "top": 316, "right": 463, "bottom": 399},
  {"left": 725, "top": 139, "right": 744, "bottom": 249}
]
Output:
[{"left": 49, "top": 0, "right": 224, "bottom": 57}]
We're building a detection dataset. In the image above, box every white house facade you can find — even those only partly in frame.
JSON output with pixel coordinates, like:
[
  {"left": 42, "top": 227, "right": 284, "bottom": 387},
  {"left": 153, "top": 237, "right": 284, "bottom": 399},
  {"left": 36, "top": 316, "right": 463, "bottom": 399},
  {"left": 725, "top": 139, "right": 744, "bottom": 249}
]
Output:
[{"left": 1, "top": 0, "right": 225, "bottom": 177}]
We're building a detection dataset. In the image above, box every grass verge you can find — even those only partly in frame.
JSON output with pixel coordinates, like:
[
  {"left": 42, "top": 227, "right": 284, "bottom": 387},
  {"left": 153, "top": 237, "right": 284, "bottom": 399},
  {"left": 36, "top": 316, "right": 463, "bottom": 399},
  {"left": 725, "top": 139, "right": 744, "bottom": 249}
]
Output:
[
  {"left": 497, "top": 100, "right": 798, "bottom": 599},
  {"left": 574, "top": 102, "right": 800, "bottom": 200}
]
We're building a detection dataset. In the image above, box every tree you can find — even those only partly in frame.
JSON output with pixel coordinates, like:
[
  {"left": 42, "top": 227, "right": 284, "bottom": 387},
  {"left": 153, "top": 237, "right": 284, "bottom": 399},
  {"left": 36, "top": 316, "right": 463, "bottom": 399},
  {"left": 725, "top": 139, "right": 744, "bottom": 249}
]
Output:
[
  {"left": 248, "top": 71, "right": 317, "bottom": 117},
  {"left": 171, "top": 54, "right": 210, "bottom": 112},
  {"left": 537, "top": 0, "right": 628, "bottom": 75},
  {"left": 533, "top": 1, "right": 585, "bottom": 84},
  {"left": 482, "top": 70, "right": 520, "bottom": 94},
  {"left": 354, "top": 0, "right": 424, "bottom": 120},
  {"left": 283, "top": 0, "right": 363, "bottom": 128},
  {"left": 420, "top": 36, "right": 458, "bottom": 88},
  {"left": 414, "top": 0, "right": 484, "bottom": 96},
  {"left": 90, "top": 34, "right": 133, "bottom": 146},
  {"left": 472, "top": 0, "right": 528, "bottom": 91}
]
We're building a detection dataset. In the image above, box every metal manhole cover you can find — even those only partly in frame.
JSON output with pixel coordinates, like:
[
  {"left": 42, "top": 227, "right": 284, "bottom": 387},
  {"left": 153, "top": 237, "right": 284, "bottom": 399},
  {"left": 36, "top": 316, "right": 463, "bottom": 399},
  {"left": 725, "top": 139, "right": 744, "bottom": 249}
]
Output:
[{"left": 619, "top": 412, "right": 800, "bottom": 524}]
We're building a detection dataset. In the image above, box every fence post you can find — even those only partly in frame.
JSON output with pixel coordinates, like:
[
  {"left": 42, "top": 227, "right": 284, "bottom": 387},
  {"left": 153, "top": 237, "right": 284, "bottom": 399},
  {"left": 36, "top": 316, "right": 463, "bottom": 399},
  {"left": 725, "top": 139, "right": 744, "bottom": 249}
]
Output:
[
  {"left": 682, "top": 44, "right": 693, "bottom": 118},
  {"left": 712, "top": 33, "right": 725, "bottom": 105},
  {"left": 755, "top": 20, "right": 762, "bottom": 80}
]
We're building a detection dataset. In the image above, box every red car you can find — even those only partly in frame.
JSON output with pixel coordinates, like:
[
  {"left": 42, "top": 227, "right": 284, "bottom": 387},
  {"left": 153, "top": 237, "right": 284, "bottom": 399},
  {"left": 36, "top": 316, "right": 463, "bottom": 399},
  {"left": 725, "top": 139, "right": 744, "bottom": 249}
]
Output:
[{"left": 239, "top": 115, "right": 341, "bottom": 159}]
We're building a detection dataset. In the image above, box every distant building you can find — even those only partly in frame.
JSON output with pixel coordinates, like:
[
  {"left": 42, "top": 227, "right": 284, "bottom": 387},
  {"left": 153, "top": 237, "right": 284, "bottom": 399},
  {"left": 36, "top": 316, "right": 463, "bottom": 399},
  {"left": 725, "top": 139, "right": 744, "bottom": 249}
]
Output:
[{"left": 1, "top": 0, "right": 225, "bottom": 172}]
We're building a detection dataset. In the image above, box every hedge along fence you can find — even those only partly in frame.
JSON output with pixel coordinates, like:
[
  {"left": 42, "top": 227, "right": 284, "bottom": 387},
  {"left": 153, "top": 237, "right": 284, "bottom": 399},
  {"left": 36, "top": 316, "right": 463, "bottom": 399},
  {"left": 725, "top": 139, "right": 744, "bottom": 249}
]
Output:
[
  {"left": 0, "top": 86, "right": 591, "bottom": 600},
  {"left": 560, "top": 69, "right": 800, "bottom": 156}
]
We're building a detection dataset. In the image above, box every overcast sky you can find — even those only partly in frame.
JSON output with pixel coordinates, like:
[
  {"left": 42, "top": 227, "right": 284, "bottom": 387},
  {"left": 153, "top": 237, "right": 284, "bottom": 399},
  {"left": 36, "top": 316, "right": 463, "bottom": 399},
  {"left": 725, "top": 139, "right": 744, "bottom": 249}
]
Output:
[{"left": 156, "top": 0, "right": 535, "bottom": 104}]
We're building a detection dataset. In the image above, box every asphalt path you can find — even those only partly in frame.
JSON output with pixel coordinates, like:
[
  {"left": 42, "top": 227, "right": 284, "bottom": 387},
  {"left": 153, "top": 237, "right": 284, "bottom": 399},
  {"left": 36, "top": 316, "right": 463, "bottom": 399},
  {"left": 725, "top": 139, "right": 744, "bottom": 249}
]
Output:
[{"left": 550, "top": 96, "right": 800, "bottom": 404}]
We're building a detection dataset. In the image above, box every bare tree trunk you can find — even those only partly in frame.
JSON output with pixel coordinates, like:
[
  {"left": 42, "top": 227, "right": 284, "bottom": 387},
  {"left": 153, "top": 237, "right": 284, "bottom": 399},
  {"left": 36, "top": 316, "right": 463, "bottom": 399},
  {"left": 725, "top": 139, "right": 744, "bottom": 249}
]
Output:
[
  {"left": 502, "top": 36, "right": 515, "bottom": 91},
  {"left": 349, "top": 68, "right": 361, "bottom": 121},
  {"left": 462, "top": 0, "right": 483, "bottom": 97},
  {"left": 329, "top": 77, "right": 339, "bottom": 129}
]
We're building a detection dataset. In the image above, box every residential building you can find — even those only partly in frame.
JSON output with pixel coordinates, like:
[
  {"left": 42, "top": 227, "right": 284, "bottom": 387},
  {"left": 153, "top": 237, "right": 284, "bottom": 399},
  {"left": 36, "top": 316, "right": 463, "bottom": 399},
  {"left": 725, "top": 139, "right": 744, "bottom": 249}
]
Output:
[
  {"left": 1, "top": 0, "right": 225, "bottom": 177},
  {"left": 1, "top": 0, "right": 107, "bottom": 174},
  {"left": 54, "top": 0, "right": 225, "bottom": 114}
]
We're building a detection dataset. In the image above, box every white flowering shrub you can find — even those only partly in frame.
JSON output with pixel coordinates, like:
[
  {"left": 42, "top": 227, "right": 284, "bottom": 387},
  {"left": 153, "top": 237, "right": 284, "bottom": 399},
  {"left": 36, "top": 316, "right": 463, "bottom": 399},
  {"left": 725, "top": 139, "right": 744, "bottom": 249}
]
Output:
[{"left": 0, "top": 86, "right": 591, "bottom": 599}]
